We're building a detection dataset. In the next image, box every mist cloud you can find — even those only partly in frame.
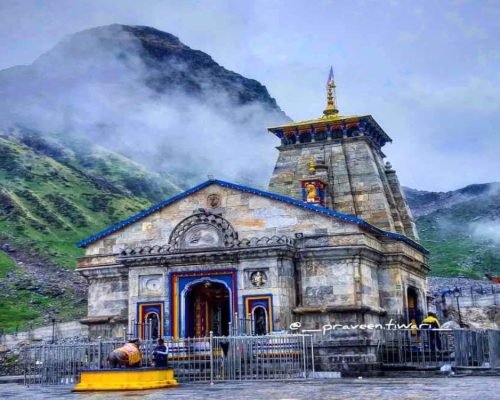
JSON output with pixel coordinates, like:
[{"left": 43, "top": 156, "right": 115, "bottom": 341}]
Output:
[
  {"left": 470, "top": 220, "right": 500, "bottom": 244},
  {"left": 0, "top": 25, "right": 286, "bottom": 188},
  {"left": 1, "top": 1, "right": 499, "bottom": 191}
]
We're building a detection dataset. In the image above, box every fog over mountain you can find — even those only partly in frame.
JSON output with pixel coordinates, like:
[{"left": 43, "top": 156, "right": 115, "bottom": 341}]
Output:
[
  {"left": 0, "top": 23, "right": 498, "bottom": 332},
  {"left": 0, "top": 24, "right": 289, "bottom": 187},
  {"left": 404, "top": 183, "right": 500, "bottom": 276}
]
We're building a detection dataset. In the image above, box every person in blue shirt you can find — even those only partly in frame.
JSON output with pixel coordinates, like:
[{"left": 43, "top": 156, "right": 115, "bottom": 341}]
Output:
[{"left": 153, "top": 338, "right": 169, "bottom": 367}]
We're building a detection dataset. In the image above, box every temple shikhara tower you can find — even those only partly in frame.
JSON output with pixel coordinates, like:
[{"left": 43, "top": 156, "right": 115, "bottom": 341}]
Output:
[
  {"left": 77, "top": 70, "right": 429, "bottom": 367},
  {"left": 268, "top": 71, "right": 418, "bottom": 240}
]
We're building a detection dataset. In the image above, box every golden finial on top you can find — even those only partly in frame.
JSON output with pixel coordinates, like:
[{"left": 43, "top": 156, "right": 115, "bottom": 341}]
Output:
[
  {"left": 308, "top": 156, "right": 316, "bottom": 174},
  {"left": 323, "top": 66, "right": 339, "bottom": 118}
]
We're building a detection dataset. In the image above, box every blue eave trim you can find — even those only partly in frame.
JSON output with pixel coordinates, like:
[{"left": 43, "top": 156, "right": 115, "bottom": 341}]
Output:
[{"left": 77, "top": 179, "right": 428, "bottom": 254}]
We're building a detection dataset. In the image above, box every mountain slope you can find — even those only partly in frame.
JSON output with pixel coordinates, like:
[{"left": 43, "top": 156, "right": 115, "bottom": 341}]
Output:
[
  {"left": 0, "top": 23, "right": 290, "bottom": 332},
  {"left": 0, "top": 24, "right": 289, "bottom": 187},
  {"left": 404, "top": 183, "right": 500, "bottom": 277},
  {"left": 120, "top": 25, "right": 283, "bottom": 109},
  {"left": 0, "top": 23, "right": 497, "bottom": 333},
  {"left": 0, "top": 129, "right": 185, "bottom": 332},
  {"left": 0, "top": 128, "right": 182, "bottom": 268}
]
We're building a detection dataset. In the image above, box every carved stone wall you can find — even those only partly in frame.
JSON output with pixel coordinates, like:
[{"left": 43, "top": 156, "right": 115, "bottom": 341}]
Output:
[
  {"left": 139, "top": 274, "right": 163, "bottom": 296},
  {"left": 82, "top": 185, "right": 361, "bottom": 257},
  {"left": 169, "top": 211, "right": 238, "bottom": 249},
  {"left": 78, "top": 182, "right": 428, "bottom": 342},
  {"left": 83, "top": 270, "right": 129, "bottom": 319},
  {"left": 268, "top": 136, "right": 417, "bottom": 238}
]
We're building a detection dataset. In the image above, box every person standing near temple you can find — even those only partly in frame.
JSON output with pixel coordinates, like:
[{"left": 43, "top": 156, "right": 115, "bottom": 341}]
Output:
[
  {"left": 153, "top": 338, "right": 169, "bottom": 367},
  {"left": 422, "top": 312, "right": 441, "bottom": 351}
]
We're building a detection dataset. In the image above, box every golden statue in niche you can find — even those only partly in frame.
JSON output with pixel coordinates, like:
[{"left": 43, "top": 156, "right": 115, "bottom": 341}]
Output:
[{"left": 305, "top": 182, "right": 317, "bottom": 202}]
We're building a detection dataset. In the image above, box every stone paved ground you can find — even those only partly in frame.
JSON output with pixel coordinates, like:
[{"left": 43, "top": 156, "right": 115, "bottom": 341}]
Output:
[{"left": 1, "top": 377, "right": 500, "bottom": 400}]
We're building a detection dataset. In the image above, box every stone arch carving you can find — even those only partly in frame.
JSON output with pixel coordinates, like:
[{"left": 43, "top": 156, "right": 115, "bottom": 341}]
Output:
[{"left": 169, "top": 211, "right": 238, "bottom": 249}]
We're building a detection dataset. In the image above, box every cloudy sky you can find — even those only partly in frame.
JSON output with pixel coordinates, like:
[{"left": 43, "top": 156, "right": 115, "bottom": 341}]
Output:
[{"left": 0, "top": 0, "right": 498, "bottom": 191}]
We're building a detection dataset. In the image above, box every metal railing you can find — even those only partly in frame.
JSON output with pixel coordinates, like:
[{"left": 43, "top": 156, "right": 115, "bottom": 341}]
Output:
[
  {"left": 210, "top": 333, "right": 311, "bottom": 381},
  {"left": 378, "top": 328, "right": 500, "bottom": 369},
  {"left": 131, "top": 314, "right": 263, "bottom": 339},
  {"left": 23, "top": 333, "right": 314, "bottom": 385},
  {"left": 230, "top": 314, "right": 255, "bottom": 336},
  {"left": 132, "top": 321, "right": 155, "bottom": 340}
]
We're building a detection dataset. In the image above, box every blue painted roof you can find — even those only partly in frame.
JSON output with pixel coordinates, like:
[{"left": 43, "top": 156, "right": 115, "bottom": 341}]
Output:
[{"left": 77, "top": 179, "right": 428, "bottom": 254}]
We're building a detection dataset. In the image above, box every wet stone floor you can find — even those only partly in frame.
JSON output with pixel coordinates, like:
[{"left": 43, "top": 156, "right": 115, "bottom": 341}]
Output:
[{"left": 1, "top": 377, "right": 500, "bottom": 400}]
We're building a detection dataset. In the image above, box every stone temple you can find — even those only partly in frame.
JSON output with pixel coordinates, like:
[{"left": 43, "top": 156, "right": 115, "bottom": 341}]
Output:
[{"left": 77, "top": 75, "right": 429, "bottom": 363}]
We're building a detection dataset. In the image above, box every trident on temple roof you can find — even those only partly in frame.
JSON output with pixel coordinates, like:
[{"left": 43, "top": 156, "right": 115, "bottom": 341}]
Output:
[{"left": 323, "top": 66, "right": 339, "bottom": 117}]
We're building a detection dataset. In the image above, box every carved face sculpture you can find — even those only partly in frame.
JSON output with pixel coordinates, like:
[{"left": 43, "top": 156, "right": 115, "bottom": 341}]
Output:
[
  {"left": 250, "top": 271, "right": 267, "bottom": 287},
  {"left": 207, "top": 194, "right": 221, "bottom": 208}
]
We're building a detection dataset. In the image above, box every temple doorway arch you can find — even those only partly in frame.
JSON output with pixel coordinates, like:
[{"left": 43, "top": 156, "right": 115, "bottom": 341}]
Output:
[
  {"left": 181, "top": 279, "right": 231, "bottom": 337},
  {"left": 137, "top": 302, "right": 164, "bottom": 340},
  {"left": 406, "top": 286, "right": 422, "bottom": 329},
  {"left": 252, "top": 306, "right": 268, "bottom": 335},
  {"left": 145, "top": 312, "right": 160, "bottom": 339}
]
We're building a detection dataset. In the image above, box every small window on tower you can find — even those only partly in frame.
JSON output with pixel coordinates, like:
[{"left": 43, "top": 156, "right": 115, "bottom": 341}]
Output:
[
  {"left": 331, "top": 129, "right": 343, "bottom": 139},
  {"left": 287, "top": 134, "right": 297, "bottom": 145},
  {"left": 315, "top": 131, "right": 327, "bottom": 141},
  {"left": 300, "top": 179, "right": 327, "bottom": 206},
  {"left": 300, "top": 131, "right": 312, "bottom": 143}
]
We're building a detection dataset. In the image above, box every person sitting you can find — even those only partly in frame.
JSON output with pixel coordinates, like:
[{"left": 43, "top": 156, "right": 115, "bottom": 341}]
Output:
[{"left": 153, "top": 338, "right": 169, "bottom": 368}]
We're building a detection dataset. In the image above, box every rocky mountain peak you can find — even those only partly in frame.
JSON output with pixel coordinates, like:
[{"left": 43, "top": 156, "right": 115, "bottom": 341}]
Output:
[
  {"left": 404, "top": 182, "right": 500, "bottom": 218},
  {"left": 404, "top": 183, "right": 500, "bottom": 277},
  {"left": 30, "top": 24, "right": 285, "bottom": 112},
  {"left": 0, "top": 24, "right": 289, "bottom": 187}
]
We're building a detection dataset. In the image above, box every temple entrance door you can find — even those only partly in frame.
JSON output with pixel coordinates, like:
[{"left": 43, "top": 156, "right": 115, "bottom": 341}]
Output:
[
  {"left": 145, "top": 312, "right": 160, "bottom": 339},
  {"left": 185, "top": 281, "right": 230, "bottom": 337},
  {"left": 406, "top": 287, "right": 421, "bottom": 335},
  {"left": 252, "top": 306, "right": 268, "bottom": 335}
]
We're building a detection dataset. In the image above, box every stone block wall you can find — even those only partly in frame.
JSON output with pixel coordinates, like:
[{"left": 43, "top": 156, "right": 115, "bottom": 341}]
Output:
[
  {"left": 300, "top": 256, "right": 355, "bottom": 307},
  {"left": 82, "top": 185, "right": 361, "bottom": 257},
  {"left": 87, "top": 275, "right": 128, "bottom": 317},
  {"left": 268, "top": 137, "right": 417, "bottom": 239},
  {"left": 77, "top": 181, "right": 428, "bottom": 344},
  {"left": 377, "top": 262, "right": 427, "bottom": 319},
  {"left": 385, "top": 167, "right": 419, "bottom": 240}
]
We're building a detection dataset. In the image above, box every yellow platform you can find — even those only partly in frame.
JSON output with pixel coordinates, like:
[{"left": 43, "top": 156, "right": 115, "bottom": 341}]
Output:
[{"left": 73, "top": 367, "right": 179, "bottom": 391}]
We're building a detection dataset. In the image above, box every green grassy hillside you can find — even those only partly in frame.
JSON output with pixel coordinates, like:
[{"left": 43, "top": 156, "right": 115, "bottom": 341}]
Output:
[
  {"left": 0, "top": 250, "right": 16, "bottom": 279},
  {"left": 406, "top": 184, "right": 500, "bottom": 277},
  {"left": 0, "top": 130, "right": 181, "bottom": 268},
  {"left": 0, "top": 250, "right": 37, "bottom": 331},
  {"left": 0, "top": 248, "right": 92, "bottom": 332},
  {"left": 1, "top": 128, "right": 498, "bottom": 331},
  {"left": 0, "top": 130, "right": 182, "bottom": 331},
  {"left": 0, "top": 135, "right": 145, "bottom": 267}
]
